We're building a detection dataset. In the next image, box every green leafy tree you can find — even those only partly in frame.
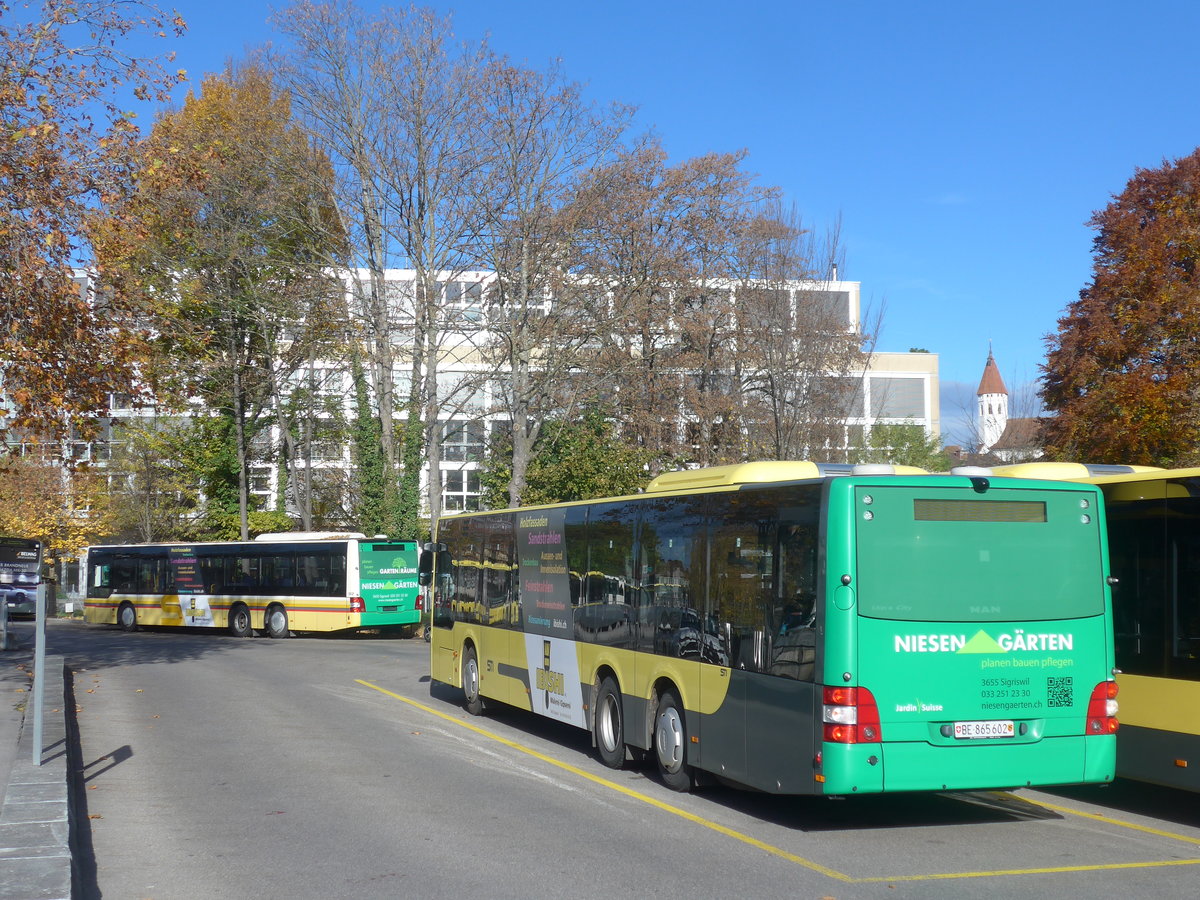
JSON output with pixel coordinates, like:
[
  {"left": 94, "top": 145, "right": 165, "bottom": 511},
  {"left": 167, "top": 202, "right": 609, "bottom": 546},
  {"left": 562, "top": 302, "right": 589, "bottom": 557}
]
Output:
[
  {"left": 1042, "top": 148, "right": 1200, "bottom": 465},
  {"left": 162, "top": 413, "right": 295, "bottom": 540},
  {"left": 105, "top": 415, "right": 203, "bottom": 542},
  {"left": 850, "top": 424, "right": 946, "bottom": 471},
  {"left": 479, "top": 410, "right": 652, "bottom": 508},
  {"left": 349, "top": 355, "right": 387, "bottom": 535}
]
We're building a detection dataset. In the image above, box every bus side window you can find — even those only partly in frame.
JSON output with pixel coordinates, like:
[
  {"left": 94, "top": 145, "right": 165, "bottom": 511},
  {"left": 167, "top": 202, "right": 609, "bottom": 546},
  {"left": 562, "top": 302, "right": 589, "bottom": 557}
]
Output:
[
  {"left": 709, "top": 494, "right": 773, "bottom": 673},
  {"left": 113, "top": 558, "right": 137, "bottom": 593},
  {"left": 706, "top": 484, "right": 821, "bottom": 677},
  {"left": 200, "top": 558, "right": 223, "bottom": 594},
  {"left": 580, "top": 503, "right": 635, "bottom": 650},
  {"left": 138, "top": 557, "right": 167, "bottom": 595},
  {"left": 767, "top": 508, "right": 819, "bottom": 681},
  {"left": 224, "top": 556, "right": 259, "bottom": 594},
  {"left": 88, "top": 562, "right": 112, "bottom": 599},
  {"left": 263, "top": 555, "right": 295, "bottom": 592},
  {"left": 483, "top": 515, "right": 516, "bottom": 628},
  {"left": 639, "top": 496, "right": 706, "bottom": 661},
  {"left": 564, "top": 506, "right": 586, "bottom": 611},
  {"left": 329, "top": 553, "right": 347, "bottom": 597}
]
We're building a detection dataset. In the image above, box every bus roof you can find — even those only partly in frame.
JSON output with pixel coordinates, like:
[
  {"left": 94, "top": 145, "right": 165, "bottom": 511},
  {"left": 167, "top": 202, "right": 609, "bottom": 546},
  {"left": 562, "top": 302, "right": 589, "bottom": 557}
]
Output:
[
  {"left": 645, "top": 461, "right": 929, "bottom": 493},
  {"left": 254, "top": 531, "right": 368, "bottom": 542},
  {"left": 985, "top": 462, "right": 1161, "bottom": 481},
  {"left": 1079, "top": 465, "right": 1200, "bottom": 485}
]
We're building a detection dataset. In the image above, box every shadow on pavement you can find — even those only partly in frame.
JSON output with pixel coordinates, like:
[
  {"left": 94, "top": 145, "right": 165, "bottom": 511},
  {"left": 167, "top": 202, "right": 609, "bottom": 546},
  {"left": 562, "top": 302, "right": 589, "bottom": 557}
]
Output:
[{"left": 422, "top": 678, "right": 1060, "bottom": 834}]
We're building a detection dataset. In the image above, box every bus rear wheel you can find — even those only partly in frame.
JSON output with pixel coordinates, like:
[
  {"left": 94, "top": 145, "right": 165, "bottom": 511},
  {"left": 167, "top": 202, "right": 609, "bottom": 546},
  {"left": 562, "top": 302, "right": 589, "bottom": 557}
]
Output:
[
  {"left": 462, "top": 645, "right": 484, "bottom": 716},
  {"left": 654, "top": 689, "right": 694, "bottom": 792},
  {"left": 594, "top": 676, "right": 626, "bottom": 769},
  {"left": 266, "top": 605, "right": 289, "bottom": 639},
  {"left": 117, "top": 602, "right": 138, "bottom": 632},
  {"left": 228, "top": 604, "right": 252, "bottom": 638}
]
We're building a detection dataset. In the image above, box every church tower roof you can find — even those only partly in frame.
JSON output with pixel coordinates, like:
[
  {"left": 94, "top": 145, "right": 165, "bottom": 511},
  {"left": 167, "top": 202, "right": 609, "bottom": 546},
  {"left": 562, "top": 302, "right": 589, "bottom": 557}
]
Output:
[{"left": 977, "top": 350, "right": 1008, "bottom": 396}]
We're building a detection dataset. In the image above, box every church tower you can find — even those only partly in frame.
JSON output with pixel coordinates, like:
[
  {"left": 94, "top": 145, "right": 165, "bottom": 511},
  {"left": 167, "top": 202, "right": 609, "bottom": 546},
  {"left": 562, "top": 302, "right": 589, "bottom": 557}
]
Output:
[{"left": 977, "top": 348, "right": 1008, "bottom": 453}]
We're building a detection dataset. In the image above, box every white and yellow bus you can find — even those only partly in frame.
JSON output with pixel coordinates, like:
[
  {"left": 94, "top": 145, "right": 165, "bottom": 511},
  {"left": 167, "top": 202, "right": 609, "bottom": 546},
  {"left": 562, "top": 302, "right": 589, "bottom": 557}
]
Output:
[
  {"left": 425, "top": 461, "right": 1118, "bottom": 795},
  {"left": 994, "top": 462, "right": 1200, "bottom": 791},
  {"left": 85, "top": 533, "right": 420, "bottom": 637}
]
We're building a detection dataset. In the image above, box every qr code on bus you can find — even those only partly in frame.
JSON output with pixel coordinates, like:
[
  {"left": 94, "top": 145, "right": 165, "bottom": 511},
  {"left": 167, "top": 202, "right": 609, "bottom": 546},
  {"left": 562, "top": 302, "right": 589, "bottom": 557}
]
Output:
[{"left": 1047, "top": 676, "right": 1073, "bottom": 708}]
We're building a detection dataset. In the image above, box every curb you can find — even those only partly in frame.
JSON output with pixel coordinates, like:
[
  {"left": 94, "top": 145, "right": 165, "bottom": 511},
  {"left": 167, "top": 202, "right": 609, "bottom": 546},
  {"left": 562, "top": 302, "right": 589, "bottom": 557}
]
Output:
[{"left": 0, "top": 655, "right": 72, "bottom": 900}]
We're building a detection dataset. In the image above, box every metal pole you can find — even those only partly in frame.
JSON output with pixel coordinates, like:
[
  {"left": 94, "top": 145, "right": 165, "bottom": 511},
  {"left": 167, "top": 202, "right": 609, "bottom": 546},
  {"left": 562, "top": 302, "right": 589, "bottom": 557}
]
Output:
[{"left": 32, "top": 557, "right": 46, "bottom": 766}]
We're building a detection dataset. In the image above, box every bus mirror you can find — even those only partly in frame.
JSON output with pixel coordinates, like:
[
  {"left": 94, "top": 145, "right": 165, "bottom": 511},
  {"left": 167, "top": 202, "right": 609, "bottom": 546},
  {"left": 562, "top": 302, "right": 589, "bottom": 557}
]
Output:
[{"left": 417, "top": 549, "right": 433, "bottom": 587}]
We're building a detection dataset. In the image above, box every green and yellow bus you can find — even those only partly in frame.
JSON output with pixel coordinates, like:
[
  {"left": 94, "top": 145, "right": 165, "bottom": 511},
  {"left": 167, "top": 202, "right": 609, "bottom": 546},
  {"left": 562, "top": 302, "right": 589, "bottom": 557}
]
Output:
[
  {"left": 85, "top": 533, "right": 420, "bottom": 637},
  {"left": 424, "top": 461, "right": 1119, "bottom": 794},
  {"left": 995, "top": 463, "right": 1200, "bottom": 791}
]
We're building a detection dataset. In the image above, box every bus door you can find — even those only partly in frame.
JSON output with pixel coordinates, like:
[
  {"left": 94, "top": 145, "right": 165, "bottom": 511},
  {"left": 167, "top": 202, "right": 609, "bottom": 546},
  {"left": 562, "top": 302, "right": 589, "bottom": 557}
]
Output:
[{"left": 705, "top": 486, "right": 822, "bottom": 792}]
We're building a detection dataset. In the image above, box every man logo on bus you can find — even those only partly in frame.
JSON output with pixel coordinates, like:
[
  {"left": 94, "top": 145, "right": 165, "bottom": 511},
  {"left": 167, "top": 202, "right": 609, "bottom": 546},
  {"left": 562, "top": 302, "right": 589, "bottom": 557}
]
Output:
[{"left": 894, "top": 630, "right": 1075, "bottom": 653}]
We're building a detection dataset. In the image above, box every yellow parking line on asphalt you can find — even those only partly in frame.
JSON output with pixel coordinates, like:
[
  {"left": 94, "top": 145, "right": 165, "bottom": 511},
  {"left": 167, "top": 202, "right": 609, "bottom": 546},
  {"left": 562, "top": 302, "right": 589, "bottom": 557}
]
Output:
[
  {"left": 1012, "top": 793, "right": 1200, "bottom": 846},
  {"left": 357, "top": 679, "right": 1200, "bottom": 884}
]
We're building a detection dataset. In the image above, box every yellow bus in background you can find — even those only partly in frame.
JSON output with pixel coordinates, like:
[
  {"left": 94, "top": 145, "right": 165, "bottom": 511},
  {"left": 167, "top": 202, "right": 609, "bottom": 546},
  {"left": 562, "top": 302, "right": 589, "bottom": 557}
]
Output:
[
  {"left": 994, "top": 463, "right": 1200, "bottom": 791},
  {"left": 85, "top": 533, "right": 420, "bottom": 638}
]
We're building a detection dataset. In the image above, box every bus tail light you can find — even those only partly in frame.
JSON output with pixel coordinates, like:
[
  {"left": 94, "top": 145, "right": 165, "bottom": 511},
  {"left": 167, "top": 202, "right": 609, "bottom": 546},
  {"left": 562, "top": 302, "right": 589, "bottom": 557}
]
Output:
[
  {"left": 823, "top": 686, "right": 882, "bottom": 743},
  {"left": 349, "top": 596, "right": 365, "bottom": 613},
  {"left": 1086, "top": 680, "right": 1119, "bottom": 735},
  {"left": 415, "top": 592, "right": 424, "bottom": 612}
]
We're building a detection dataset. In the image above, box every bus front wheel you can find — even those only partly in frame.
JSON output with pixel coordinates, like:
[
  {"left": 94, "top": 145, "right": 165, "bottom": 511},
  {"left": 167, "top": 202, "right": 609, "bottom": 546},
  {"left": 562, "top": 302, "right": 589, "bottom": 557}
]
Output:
[
  {"left": 462, "top": 645, "right": 484, "bottom": 716},
  {"left": 266, "top": 605, "right": 289, "bottom": 639},
  {"left": 228, "top": 603, "right": 252, "bottom": 638},
  {"left": 117, "top": 602, "right": 138, "bottom": 632},
  {"left": 594, "top": 676, "right": 626, "bottom": 769},
  {"left": 654, "top": 689, "right": 694, "bottom": 792}
]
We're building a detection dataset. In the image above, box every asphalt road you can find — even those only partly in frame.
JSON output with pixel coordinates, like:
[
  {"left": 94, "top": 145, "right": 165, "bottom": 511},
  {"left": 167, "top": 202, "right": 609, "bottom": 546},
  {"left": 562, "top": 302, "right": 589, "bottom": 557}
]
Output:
[{"left": 39, "top": 618, "right": 1200, "bottom": 899}]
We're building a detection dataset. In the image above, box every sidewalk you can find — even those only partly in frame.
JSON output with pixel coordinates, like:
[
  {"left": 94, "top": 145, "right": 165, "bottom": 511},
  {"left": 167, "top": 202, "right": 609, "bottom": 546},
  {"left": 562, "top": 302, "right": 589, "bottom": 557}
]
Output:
[{"left": 0, "top": 620, "right": 73, "bottom": 900}]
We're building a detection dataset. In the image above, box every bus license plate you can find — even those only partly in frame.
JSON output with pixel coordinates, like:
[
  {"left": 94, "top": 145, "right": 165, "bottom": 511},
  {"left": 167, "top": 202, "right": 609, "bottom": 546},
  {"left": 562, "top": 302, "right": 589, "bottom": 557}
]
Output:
[{"left": 953, "top": 719, "right": 1015, "bottom": 739}]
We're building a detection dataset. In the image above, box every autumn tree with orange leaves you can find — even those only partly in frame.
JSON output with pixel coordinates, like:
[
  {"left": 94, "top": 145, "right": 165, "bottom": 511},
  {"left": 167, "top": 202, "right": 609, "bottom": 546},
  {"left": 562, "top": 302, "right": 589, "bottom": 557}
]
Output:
[
  {"left": 0, "top": 0, "right": 184, "bottom": 444},
  {"left": 1042, "top": 148, "right": 1200, "bottom": 465},
  {"left": 95, "top": 64, "right": 345, "bottom": 539},
  {"left": 0, "top": 456, "right": 115, "bottom": 561}
]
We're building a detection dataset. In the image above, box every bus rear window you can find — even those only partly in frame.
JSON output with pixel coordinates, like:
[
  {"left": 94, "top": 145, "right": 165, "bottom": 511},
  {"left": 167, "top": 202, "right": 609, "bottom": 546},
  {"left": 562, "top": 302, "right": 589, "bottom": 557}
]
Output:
[{"left": 856, "top": 486, "right": 1104, "bottom": 622}]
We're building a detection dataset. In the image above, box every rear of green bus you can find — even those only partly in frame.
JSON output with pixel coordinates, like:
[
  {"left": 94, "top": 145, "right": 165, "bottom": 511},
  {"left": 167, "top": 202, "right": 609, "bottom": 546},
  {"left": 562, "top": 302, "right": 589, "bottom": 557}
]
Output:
[
  {"left": 818, "top": 474, "right": 1118, "bottom": 794},
  {"left": 356, "top": 540, "right": 421, "bottom": 630}
]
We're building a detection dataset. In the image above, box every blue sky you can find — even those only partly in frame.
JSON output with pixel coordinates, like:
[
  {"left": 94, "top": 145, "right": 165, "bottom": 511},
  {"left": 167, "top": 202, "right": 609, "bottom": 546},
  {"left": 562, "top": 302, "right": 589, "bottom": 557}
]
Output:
[{"left": 128, "top": 0, "right": 1200, "bottom": 444}]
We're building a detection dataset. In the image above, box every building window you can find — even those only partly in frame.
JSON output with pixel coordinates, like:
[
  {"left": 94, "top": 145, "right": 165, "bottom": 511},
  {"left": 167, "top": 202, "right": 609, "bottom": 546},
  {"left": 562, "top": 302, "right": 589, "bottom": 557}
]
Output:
[
  {"left": 442, "top": 420, "right": 486, "bottom": 462},
  {"left": 869, "top": 377, "right": 926, "bottom": 419},
  {"left": 249, "top": 466, "right": 272, "bottom": 496},
  {"left": 446, "top": 280, "right": 485, "bottom": 325},
  {"left": 443, "top": 468, "right": 481, "bottom": 511},
  {"left": 795, "top": 290, "right": 852, "bottom": 327}
]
